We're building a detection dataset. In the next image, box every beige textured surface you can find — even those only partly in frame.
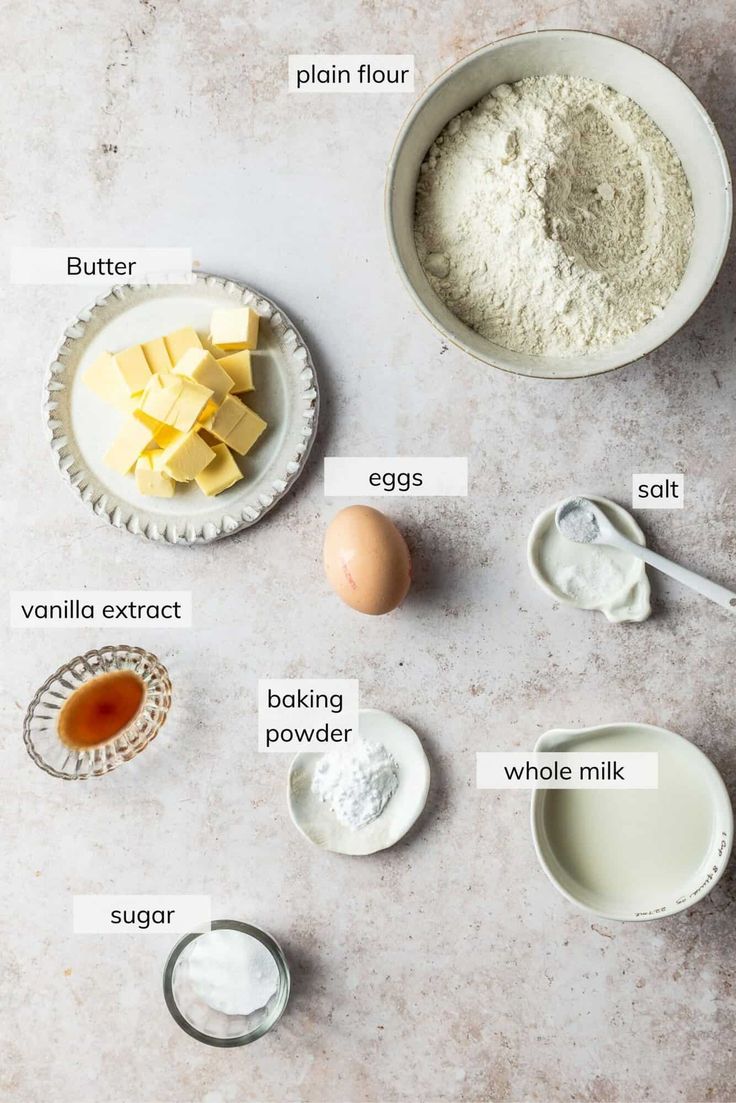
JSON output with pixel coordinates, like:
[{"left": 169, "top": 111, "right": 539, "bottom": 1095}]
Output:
[{"left": 1, "top": 2, "right": 735, "bottom": 1101}]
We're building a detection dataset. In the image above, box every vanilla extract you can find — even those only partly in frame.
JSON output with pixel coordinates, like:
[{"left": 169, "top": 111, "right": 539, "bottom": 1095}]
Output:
[{"left": 58, "top": 670, "right": 145, "bottom": 750}]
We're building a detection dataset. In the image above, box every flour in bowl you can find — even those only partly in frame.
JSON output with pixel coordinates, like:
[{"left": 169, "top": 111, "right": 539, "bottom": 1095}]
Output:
[{"left": 414, "top": 75, "right": 693, "bottom": 356}]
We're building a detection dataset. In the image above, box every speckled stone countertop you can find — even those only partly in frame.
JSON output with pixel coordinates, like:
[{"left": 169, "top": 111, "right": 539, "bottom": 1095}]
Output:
[{"left": 1, "top": 2, "right": 735, "bottom": 1101}]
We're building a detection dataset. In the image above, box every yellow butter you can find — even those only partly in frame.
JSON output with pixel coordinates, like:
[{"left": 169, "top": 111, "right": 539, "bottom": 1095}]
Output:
[
  {"left": 110, "top": 392, "right": 138, "bottom": 415},
  {"left": 210, "top": 306, "right": 259, "bottom": 350},
  {"left": 204, "top": 395, "right": 267, "bottom": 455},
  {"left": 225, "top": 404, "right": 268, "bottom": 456},
  {"left": 82, "top": 351, "right": 135, "bottom": 412},
  {"left": 113, "top": 345, "right": 152, "bottom": 395},
  {"left": 135, "top": 452, "right": 175, "bottom": 498},
  {"left": 133, "top": 409, "right": 164, "bottom": 435},
  {"left": 159, "top": 430, "right": 216, "bottom": 482},
  {"left": 166, "top": 379, "right": 214, "bottom": 431},
  {"left": 195, "top": 443, "right": 244, "bottom": 496},
  {"left": 154, "top": 424, "right": 182, "bottom": 449},
  {"left": 174, "top": 347, "right": 234, "bottom": 404},
  {"left": 203, "top": 394, "right": 248, "bottom": 441},
  {"left": 138, "top": 374, "right": 183, "bottom": 423},
  {"left": 141, "top": 336, "right": 172, "bottom": 374},
  {"left": 164, "top": 326, "right": 202, "bottom": 366},
  {"left": 201, "top": 335, "right": 228, "bottom": 359},
  {"left": 198, "top": 399, "right": 219, "bottom": 425},
  {"left": 103, "top": 415, "right": 157, "bottom": 474},
  {"left": 217, "top": 350, "right": 254, "bottom": 393}
]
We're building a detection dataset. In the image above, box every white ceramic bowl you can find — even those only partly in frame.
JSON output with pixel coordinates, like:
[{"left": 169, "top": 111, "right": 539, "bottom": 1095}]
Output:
[
  {"left": 531, "top": 723, "right": 733, "bottom": 920},
  {"left": 386, "top": 30, "right": 732, "bottom": 379},
  {"left": 287, "top": 709, "right": 430, "bottom": 855},
  {"left": 527, "top": 495, "right": 651, "bottom": 622}
]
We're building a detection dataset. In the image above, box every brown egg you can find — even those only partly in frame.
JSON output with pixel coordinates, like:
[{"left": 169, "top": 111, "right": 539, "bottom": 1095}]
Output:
[{"left": 323, "top": 506, "right": 412, "bottom": 615}]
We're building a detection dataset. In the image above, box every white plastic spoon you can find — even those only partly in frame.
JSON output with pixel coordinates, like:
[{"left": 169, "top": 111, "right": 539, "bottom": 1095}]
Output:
[{"left": 555, "top": 497, "right": 736, "bottom": 612}]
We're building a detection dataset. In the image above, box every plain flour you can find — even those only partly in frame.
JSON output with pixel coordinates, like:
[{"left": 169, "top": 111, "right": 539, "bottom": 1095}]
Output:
[{"left": 414, "top": 75, "right": 694, "bottom": 355}]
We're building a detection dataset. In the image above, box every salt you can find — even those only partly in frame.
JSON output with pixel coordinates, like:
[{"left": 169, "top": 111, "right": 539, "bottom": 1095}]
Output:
[
  {"left": 556, "top": 555, "right": 625, "bottom": 601},
  {"left": 557, "top": 499, "right": 600, "bottom": 544}
]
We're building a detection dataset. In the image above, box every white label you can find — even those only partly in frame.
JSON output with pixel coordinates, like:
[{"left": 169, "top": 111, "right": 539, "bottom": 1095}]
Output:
[
  {"left": 324, "top": 457, "right": 468, "bottom": 497},
  {"left": 632, "top": 473, "right": 684, "bottom": 509},
  {"left": 10, "top": 247, "right": 193, "bottom": 286},
  {"left": 476, "top": 752, "right": 659, "bottom": 789},
  {"left": 10, "top": 591, "right": 192, "bottom": 628},
  {"left": 258, "top": 678, "right": 359, "bottom": 752},
  {"left": 288, "top": 55, "right": 414, "bottom": 93},
  {"left": 73, "top": 895, "right": 211, "bottom": 933}
]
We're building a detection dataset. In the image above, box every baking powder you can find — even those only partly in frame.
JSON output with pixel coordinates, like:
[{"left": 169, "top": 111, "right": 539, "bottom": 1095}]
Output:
[{"left": 312, "top": 738, "right": 399, "bottom": 829}]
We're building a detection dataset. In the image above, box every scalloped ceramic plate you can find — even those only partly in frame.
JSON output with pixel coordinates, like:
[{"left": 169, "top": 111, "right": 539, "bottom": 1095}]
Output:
[{"left": 44, "top": 274, "right": 319, "bottom": 544}]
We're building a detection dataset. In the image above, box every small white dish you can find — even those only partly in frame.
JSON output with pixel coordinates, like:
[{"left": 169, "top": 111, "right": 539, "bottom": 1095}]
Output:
[
  {"left": 287, "top": 709, "right": 430, "bottom": 855},
  {"left": 44, "top": 273, "right": 319, "bottom": 544},
  {"left": 527, "top": 495, "right": 651, "bottom": 622},
  {"left": 531, "top": 723, "right": 733, "bottom": 921},
  {"left": 386, "top": 30, "right": 732, "bottom": 378}
]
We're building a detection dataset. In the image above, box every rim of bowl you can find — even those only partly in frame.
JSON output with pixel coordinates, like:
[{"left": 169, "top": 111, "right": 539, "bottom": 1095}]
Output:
[
  {"left": 23, "top": 644, "right": 171, "bottom": 780},
  {"left": 162, "top": 920, "right": 291, "bottom": 1047},
  {"left": 529, "top": 722, "right": 734, "bottom": 921},
  {"left": 385, "top": 29, "right": 733, "bottom": 380}
]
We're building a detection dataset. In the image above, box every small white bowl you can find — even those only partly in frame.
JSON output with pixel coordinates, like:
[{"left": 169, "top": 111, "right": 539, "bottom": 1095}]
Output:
[
  {"left": 527, "top": 495, "right": 651, "bottom": 622},
  {"left": 386, "top": 30, "right": 732, "bottom": 379},
  {"left": 287, "top": 709, "right": 430, "bottom": 855},
  {"left": 531, "top": 723, "right": 733, "bottom": 920}
]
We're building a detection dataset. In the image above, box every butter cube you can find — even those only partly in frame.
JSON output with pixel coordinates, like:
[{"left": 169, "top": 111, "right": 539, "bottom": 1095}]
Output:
[
  {"left": 135, "top": 410, "right": 181, "bottom": 454},
  {"left": 225, "top": 404, "right": 268, "bottom": 456},
  {"left": 164, "top": 326, "right": 202, "bottom": 366},
  {"left": 198, "top": 399, "right": 219, "bottom": 425},
  {"left": 135, "top": 452, "right": 175, "bottom": 498},
  {"left": 217, "top": 350, "right": 254, "bottom": 393},
  {"left": 82, "top": 351, "right": 135, "bottom": 412},
  {"left": 138, "top": 373, "right": 211, "bottom": 431},
  {"left": 202, "top": 335, "right": 228, "bottom": 359},
  {"left": 195, "top": 443, "right": 244, "bottom": 496},
  {"left": 204, "top": 395, "right": 267, "bottom": 456},
  {"left": 133, "top": 409, "right": 164, "bottom": 435},
  {"left": 103, "top": 415, "right": 157, "bottom": 474},
  {"left": 141, "top": 336, "right": 172, "bottom": 374},
  {"left": 166, "top": 379, "right": 213, "bottom": 431},
  {"left": 113, "top": 345, "right": 152, "bottom": 395},
  {"left": 83, "top": 351, "right": 117, "bottom": 400},
  {"left": 210, "top": 306, "right": 259, "bottom": 350},
  {"left": 174, "top": 347, "right": 234, "bottom": 404},
  {"left": 203, "top": 394, "right": 249, "bottom": 441},
  {"left": 159, "top": 430, "right": 216, "bottom": 482},
  {"left": 138, "top": 374, "right": 183, "bottom": 423},
  {"left": 154, "top": 424, "right": 182, "bottom": 449}
]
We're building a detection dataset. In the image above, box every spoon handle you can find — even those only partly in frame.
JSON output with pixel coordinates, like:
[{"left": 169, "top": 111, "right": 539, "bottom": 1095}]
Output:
[{"left": 613, "top": 536, "right": 736, "bottom": 611}]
